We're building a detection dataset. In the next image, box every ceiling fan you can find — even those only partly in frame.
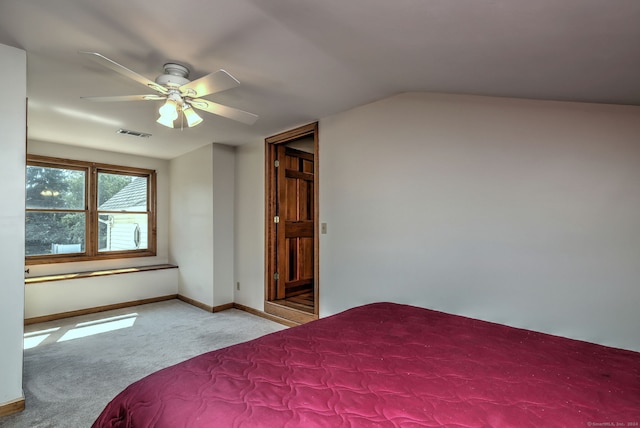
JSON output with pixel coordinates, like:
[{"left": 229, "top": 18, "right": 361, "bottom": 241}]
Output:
[{"left": 79, "top": 52, "right": 258, "bottom": 128}]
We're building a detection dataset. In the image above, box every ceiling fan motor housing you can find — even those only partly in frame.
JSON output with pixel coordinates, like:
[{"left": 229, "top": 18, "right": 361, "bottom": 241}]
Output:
[{"left": 155, "top": 63, "right": 190, "bottom": 88}]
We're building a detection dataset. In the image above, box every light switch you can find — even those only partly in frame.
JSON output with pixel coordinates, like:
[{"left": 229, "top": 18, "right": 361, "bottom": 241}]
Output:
[{"left": 321, "top": 223, "right": 327, "bottom": 234}]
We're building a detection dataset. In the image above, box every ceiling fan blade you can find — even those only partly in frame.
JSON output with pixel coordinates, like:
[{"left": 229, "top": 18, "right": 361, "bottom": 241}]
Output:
[
  {"left": 81, "top": 94, "right": 167, "bottom": 102},
  {"left": 179, "top": 69, "right": 240, "bottom": 98},
  {"left": 79, "top": 51, "right": 168, "bottom": 94},
  {"left": 189, "top": 98, "right": 258, "bottom": 125}
]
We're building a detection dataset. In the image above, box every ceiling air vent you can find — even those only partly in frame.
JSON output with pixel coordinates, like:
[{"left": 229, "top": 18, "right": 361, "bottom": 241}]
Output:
[{"left": 116, "top": 129, "right": 152, "bottom": 138}]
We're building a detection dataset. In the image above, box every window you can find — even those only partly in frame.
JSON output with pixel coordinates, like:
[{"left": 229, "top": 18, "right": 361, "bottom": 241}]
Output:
[{"left": 26, "top": 155, "right": 156, "bottom": 264}]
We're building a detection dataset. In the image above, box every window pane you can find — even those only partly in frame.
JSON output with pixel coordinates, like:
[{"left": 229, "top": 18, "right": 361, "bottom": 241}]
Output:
[
  {"left": 25, "top": 212, "right": 86, "bottom": 256},
  {"left": 26, "top": 166, "right": 85, "bottom": 210},
  {"left": 98, "top": 213, "right": 148, "bottom": 252},
  {"left": 98, "top": 173, "right": 147, "bottom": 212}
]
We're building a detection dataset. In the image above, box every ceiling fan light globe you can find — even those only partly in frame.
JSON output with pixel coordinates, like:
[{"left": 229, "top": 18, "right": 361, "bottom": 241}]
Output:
[
  {"left": 156, "top": 114, "right": 175, "bottom": 128},
  {"left": 159, "top": 99, "right": 178, "bottom": 120},
  {"left": 183, "top": 106, "right": 203, "bottom": 127}
]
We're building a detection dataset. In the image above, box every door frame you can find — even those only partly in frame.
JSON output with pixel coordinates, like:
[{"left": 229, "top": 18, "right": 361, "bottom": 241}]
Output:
[{"left": 265, "top": 122, "right": 319, "bottom": 323}]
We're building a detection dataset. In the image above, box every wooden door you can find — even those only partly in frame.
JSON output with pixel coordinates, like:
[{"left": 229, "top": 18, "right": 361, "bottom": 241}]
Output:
[
  {"left": 275, "top": 146, "right": 314, "bottom": 300},
  {"left": 265, "top": 122, "right": 318, "bottom": 323}
]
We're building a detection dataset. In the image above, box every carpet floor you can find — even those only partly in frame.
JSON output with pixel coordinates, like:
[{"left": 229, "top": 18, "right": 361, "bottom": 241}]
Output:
[{"left": 0, "top": 300, "right": 286, "bottom": 428}]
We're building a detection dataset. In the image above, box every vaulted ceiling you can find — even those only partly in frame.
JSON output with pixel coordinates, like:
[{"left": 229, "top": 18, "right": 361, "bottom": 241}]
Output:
[{"left": 1, "top": 0, "right": 639, "bottom": 159}]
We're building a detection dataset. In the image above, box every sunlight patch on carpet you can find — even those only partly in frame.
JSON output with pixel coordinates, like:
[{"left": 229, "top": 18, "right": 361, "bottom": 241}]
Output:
[
  {"left": 24, "top": 327, "right": 60, "bottom": 350},
  {"left": 59, "top": 313, "right": 138, "bottom": 342},
  {"left": 24, "top": 313, "right": 139, "bottom": 349}
]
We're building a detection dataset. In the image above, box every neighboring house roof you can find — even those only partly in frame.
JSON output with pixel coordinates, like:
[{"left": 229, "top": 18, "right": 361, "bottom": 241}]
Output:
[{"left": 99, "top": 178, "right": 147, "bottom": 211}]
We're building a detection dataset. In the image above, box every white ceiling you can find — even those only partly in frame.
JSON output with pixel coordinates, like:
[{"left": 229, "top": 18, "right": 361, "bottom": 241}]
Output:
[{"left": 1, "top": 0, "right": 639, "bottom": 159}]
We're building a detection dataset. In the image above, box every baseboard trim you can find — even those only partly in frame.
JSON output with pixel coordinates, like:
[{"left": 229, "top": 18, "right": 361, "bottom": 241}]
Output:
[
  {"left": 177, "top": 295, "right": 213, "bottom": 312},
  {"left": 176, "top": 295, "right": 234, "bottom": 313},
  {"left": 175, "top": 297, "right": 298, "bottom": 326},
  {"left": 213, "top": 302, "right": 234, "bottom": 312},
  {"left": 24, "top": 294, "right": 178, "bottom": 325},
  {"left": 233, "top": 303, "right": 299, "bottom": 327},
  {"left": 0, "top": 397, "right": 25, "bottom": 417}
]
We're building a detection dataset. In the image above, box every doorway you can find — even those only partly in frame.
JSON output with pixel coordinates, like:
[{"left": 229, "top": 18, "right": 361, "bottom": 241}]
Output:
[{"left": 265, "top": 123, "right": 318, "bottom": 324}]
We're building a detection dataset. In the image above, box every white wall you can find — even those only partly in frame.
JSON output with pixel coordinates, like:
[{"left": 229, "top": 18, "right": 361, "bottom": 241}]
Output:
[
  {"left": 23, "top": 141, "right": 175, "bottom": 317},
  {"left": 0, "top": 43, "right": 26, "bottom": 407},
  {"left": 169, "top": 143, "right": 235, "bottom": 307},
  {"left": 234, "top": 140, "right": 266, "bottom": 309},
  {"left": 319, "top": 92, "right": 640, "bottom": 351},
  {"left": 170, "top": 144, "right": 214, "bottom": 305},
  {"left": 212, "top": 144, "right": 235, "bottom": 306}
]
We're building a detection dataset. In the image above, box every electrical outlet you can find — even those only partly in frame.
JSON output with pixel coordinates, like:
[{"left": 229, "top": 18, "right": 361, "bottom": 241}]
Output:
[{"left": 236, "top": 282, "right": 240, "bottom": 291}]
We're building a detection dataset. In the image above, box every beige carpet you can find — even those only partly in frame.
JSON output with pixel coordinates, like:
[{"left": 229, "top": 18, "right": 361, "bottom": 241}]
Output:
[{"left": 0, "top": 300, "right": 286, "bottom": 428}]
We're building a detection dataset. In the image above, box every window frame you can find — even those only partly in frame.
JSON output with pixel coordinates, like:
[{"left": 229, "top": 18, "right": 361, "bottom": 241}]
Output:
[{"left": 26, "top": 154, "right": 157, "bottom": 265}]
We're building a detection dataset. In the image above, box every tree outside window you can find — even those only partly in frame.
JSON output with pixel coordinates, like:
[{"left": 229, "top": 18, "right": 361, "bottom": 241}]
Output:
[{"left": 25, "top": 165, "right": 86, "bottom": 256}]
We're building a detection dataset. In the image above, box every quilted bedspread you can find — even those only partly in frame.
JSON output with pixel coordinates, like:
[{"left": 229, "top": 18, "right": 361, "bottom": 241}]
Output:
[{"left": 93, "top": 303, "right": 640, "bottom": 427}]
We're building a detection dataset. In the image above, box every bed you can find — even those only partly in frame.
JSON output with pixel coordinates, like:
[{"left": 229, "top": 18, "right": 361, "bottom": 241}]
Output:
[{"left": 93, "top": 302, "right": 640, "bottom": 427}]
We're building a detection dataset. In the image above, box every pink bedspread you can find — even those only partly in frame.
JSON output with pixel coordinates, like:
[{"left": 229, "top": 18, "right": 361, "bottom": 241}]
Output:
[{"left": 93, "top": 303, "right": 640, "bottom": 427}]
